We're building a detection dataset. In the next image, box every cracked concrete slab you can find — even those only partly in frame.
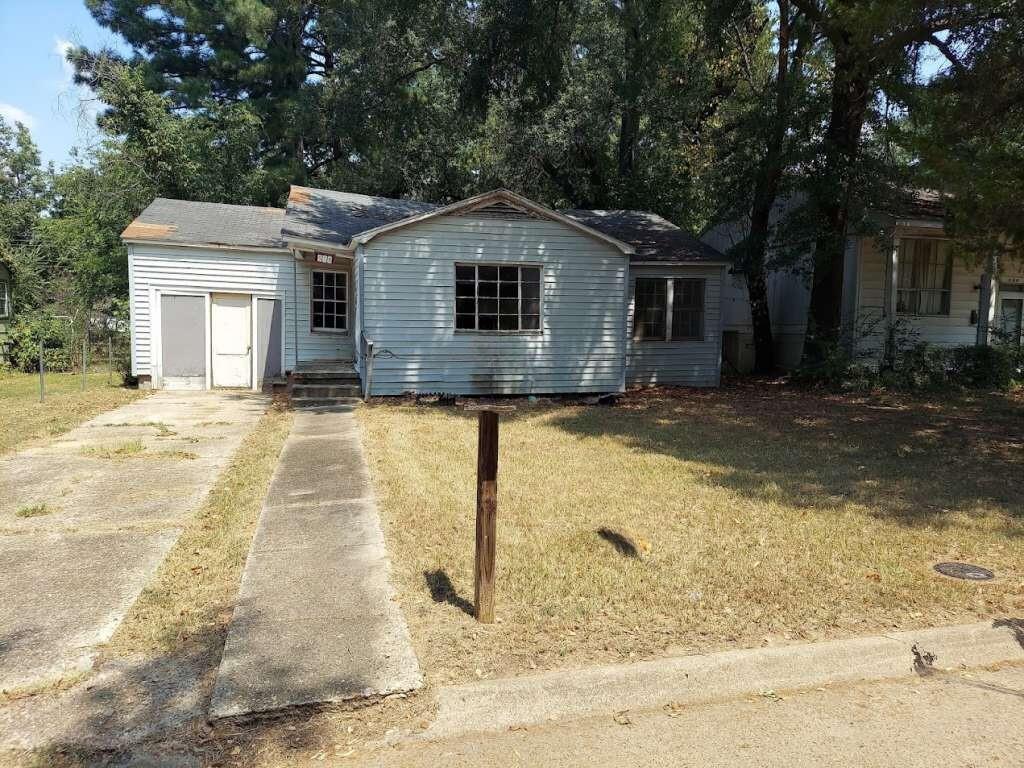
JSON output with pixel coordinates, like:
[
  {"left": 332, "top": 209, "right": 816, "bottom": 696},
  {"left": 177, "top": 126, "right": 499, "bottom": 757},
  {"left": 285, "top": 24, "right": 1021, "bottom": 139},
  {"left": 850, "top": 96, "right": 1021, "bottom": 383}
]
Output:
[
  {"left": 209, "top": 407, "right": 421, "bottom": 719},
  {"left": 0, "top": 391, "right": 267, "bottom": 693}
]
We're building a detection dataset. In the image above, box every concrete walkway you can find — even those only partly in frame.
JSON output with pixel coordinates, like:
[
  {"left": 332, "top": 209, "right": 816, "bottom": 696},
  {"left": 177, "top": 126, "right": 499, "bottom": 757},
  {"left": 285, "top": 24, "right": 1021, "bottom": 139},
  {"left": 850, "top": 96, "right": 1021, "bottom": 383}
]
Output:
[
  {"left": 209, "top": 404, "right": 422, "bottom": 719},
  {"left": 0, "top": 392, "right": 267, "bottom": 693}
]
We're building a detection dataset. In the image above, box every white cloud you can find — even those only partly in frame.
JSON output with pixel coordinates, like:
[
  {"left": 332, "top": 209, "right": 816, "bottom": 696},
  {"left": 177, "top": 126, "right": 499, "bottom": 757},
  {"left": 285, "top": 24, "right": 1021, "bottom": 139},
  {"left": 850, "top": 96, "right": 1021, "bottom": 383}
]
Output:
[
  {"left": 0, "top": 103, "right": 35, "bottom": 129},
  {"left": 54, "top": 38, "right": 76, "bottom": 86}
]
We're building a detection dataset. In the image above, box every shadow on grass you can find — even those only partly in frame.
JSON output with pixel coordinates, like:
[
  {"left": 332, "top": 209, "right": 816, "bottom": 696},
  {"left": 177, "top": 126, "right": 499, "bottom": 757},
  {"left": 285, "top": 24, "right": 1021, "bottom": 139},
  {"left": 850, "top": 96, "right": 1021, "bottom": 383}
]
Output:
[
  {"left": 424, "top": 569, "right": 475, "bottom": 617},
  {"left": 538, "top": 386, "right": 1024, "bottom": 534},
  {"left": 596, "top": 527, "right": 639, "bottom": 558}
]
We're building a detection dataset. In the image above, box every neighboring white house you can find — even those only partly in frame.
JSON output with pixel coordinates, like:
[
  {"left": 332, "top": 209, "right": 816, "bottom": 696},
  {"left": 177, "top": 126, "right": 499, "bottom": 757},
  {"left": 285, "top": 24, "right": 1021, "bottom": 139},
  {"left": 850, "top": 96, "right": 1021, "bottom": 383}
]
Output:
[
  {"left": 703, "top": 191, "right": 1024, "bottom": 373},
  {"left": 122, "top": 187, "right": 731, "bottom": 395}
]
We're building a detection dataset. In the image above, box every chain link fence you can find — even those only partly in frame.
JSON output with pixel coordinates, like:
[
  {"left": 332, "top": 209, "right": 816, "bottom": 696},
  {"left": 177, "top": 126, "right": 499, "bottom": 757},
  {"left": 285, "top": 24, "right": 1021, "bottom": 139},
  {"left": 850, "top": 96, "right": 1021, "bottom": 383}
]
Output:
[{"left": 5, "top": 312, "right": 132, "bottom": 400}]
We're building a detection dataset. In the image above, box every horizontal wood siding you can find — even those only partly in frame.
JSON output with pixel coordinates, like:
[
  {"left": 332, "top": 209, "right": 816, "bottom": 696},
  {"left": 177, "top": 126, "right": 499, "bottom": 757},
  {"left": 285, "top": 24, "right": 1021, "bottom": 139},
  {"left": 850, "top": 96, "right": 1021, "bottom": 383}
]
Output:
[
  {"left": 361, "top": 215, "right": 628, "bottom": 395},
  {"left": 854, "top": 235, "right": 986, "bottom": 359},
  {"left": 626, "top": 265, "right": 725, "bottom": 387},
  {"left": 128, "top": 244, "right": 353, "bottom": 377}
]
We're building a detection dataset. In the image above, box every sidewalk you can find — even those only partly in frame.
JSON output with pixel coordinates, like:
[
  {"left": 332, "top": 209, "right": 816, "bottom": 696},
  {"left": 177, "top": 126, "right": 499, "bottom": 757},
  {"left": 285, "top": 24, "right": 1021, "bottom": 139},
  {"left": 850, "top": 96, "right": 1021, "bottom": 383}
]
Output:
[
  {"left": 361, "top": 663, "right": 1024, "bottom": 767},
  {"left": 209, "top": 404, "right": 422, "bottom": 719}
]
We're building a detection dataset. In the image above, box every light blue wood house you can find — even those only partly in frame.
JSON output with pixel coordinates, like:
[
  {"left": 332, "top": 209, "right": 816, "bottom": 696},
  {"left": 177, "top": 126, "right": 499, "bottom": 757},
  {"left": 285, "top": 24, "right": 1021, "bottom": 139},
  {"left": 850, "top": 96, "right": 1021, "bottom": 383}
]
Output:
[{"left": 123, "top": 188, "right": 731, "bottom": 400}]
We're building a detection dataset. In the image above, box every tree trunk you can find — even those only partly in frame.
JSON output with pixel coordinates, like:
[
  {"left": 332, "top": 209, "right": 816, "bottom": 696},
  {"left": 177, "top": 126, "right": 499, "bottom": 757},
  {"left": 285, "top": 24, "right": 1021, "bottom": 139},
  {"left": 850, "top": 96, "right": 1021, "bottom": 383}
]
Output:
[{"left": 807, "top": 44, "right": 870, "bottom": 343}]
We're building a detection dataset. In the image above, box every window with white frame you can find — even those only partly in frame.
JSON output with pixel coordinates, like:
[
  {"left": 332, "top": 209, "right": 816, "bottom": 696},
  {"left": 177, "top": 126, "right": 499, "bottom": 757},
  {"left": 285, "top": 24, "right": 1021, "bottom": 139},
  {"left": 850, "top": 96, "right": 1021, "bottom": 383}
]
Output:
[
  {"left": 896, "top": 239, "right": 952, "bottom": 316},
  {"left": 455, "top": 264, "right": 541, "bottom": 332},
  {"left": 311, "top": 270, "right": 347, "bottom": 331},
  {"left": 634, "top": 277, "right": 705, "bottom": 341},
  {"left": 0, "top": 280, "right": 8, "bottom": 318}
]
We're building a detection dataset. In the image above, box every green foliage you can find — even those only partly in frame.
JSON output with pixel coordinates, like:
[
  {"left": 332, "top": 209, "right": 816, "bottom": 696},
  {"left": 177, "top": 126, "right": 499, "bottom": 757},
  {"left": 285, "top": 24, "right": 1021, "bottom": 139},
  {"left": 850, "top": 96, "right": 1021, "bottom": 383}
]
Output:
[
  {"left": 793, "top": 340, "right": 1023, "bottom": 393},
  {"left": 8, "top": 312, "right": 75, "bottom": 373}
]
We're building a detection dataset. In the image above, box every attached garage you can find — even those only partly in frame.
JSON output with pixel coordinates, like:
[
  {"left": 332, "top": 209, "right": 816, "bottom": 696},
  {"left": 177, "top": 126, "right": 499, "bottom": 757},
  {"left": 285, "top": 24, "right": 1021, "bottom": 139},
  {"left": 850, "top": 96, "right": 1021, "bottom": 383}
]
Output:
[{"left": 124, "top": 199, "right": 295, "bottom": 391}]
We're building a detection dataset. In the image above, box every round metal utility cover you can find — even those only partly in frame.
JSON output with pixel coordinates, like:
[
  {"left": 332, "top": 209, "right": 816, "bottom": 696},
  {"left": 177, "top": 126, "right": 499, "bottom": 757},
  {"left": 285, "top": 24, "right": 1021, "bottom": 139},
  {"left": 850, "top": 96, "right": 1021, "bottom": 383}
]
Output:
[{"left": 933, "top": 562, "right": 995, "bottom": 581}]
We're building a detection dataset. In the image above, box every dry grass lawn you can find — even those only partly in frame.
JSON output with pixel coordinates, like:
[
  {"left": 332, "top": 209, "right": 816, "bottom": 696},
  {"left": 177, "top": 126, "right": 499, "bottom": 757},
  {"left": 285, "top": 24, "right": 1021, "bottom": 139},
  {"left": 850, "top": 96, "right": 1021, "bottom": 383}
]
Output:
[
  {"left": 0, "top": 370, "right": 144, "bottom": 455},
  {"left": 358, "top": 384, "right": 1024, "bottom": 685}
]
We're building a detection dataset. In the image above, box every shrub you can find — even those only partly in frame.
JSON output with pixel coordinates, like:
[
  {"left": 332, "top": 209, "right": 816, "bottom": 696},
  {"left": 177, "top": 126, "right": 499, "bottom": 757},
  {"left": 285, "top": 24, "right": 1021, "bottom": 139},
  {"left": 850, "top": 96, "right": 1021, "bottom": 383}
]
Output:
[
  {"left": 7, "top": 312, "right": 75, "bottom": 372},
  {"left": 793, "top": 338, "right": 1023, "bottom": 393}
]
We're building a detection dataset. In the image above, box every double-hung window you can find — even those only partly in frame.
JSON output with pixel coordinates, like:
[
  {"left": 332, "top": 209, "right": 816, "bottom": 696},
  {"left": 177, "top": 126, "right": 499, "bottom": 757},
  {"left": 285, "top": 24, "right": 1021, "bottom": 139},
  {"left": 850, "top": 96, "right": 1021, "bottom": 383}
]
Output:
[
  {"left": 455, "top": 264, "right": 542, "bottom": 332},
  {"left": 0, "top": 280, "right": 8, "bottom": 319},
  {"left": 896, "top": 239, "right": 952, "bottom": 316},
  {"left": 311, "top": 270, "right": 347, "bottom": 332},
  {"left": 634, "top": 277, "right": 705, "bottom": 341}
]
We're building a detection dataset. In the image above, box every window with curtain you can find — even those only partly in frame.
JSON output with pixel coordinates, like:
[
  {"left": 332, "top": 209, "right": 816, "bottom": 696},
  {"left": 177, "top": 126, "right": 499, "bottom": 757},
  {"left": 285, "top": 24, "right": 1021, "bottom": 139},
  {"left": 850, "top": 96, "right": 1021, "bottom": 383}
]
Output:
[
  {"left": 455, "top": 264, "right": 542, "bottom": 332},
  {"left": 896, "top": 239, "right": 952, "bottom": 316},
  {"left": 634, "top": 277, "right": 705, "bottom": 341}
]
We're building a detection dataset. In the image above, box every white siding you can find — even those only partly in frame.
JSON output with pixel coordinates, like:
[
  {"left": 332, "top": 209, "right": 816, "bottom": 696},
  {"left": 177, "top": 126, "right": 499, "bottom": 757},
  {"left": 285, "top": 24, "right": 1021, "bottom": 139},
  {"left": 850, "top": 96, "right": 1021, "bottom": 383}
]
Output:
[
  {"left": 626, "top": 265, "right": 725, "bottom": 387},
  {"left": 128, "top": 243, "right": 353, "bottom": 380},
  {"left": 361, "top": 214, "right": 629, "bottom": 395}
]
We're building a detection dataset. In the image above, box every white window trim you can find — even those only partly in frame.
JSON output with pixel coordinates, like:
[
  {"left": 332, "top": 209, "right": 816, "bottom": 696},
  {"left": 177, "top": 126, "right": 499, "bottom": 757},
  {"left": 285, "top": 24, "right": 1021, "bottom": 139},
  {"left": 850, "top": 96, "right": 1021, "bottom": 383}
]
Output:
[
  {"left": 633, "top": 277, "right": 706, "bottom": 342},
  {"left": 311, "top": 269, "right": 349, "bottom": 334},
  {"left": 453, "top": 262, "right": 544, "bottom": 335},
  {"left": 0, "top": 279, "right": 9, "bottom": 319}
]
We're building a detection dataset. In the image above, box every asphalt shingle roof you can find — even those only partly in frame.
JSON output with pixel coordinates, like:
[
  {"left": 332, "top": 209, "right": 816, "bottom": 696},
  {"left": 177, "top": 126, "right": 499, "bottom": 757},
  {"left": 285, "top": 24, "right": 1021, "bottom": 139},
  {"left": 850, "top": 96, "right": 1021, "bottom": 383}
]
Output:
[
  {"left": 124, "top": 189, "right": 728, "bottom": 264},
  {"left": 282, "top": 186, "right": 438, "bottom": 245},
  {"left": 563, "top": 209, "right": 728, "bottom": 263},
  {"left": 122, "top": 198, "right": 286, "bottom": 249}
]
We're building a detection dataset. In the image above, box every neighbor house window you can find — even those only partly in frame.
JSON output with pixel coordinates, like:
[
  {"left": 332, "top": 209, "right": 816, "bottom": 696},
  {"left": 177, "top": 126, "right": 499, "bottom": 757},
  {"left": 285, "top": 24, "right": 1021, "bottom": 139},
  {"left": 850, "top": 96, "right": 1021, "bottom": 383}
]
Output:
[
  {"left": 897, "top": 239, "right": 952, "bottom": 316},
  {"left": 455, "top": 264, "right": 541, "bottom": 332},
  {"left": 311, "top": 270, "right": 347, "bottom": 331},
  {"left": 0, "top": 280, "right": 8, "bottom": 318},
  {"left": 634, "top": 278, "right": 705, "bottom": 341}
]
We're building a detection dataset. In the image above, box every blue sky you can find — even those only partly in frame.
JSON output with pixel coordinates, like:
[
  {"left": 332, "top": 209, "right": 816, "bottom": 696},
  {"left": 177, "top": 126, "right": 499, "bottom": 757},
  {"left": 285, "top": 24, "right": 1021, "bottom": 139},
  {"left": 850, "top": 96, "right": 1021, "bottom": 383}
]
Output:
[{"left": 0, "top": 0, "right": 127, "bottom": 168}]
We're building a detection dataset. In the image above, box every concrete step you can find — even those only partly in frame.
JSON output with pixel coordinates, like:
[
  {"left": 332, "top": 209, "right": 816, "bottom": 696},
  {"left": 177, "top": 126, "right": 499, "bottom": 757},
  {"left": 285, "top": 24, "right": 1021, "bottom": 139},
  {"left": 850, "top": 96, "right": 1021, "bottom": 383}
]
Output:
[
  {"left": 291, "top": 371, "right": 360, "bottom": 383},
  {"left": 292, "top": 397, "right": 362, "bottom": 409},
  {"left": 292, "top": 384, "right": 362, "bottom": 399}
]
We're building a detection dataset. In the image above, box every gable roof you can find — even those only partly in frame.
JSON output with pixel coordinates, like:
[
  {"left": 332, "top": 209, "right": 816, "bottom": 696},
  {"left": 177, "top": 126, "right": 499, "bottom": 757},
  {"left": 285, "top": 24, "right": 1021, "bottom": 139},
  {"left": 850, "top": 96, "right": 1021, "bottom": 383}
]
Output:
[
  {"left": 283, "top": 187, "right": 636, "bottom": 255},
  {"left": 122, "top": 198, "right": 287, "bottom": 250},
  {"left": 564, "top": 209, "right": 729, "bottom": 264}
]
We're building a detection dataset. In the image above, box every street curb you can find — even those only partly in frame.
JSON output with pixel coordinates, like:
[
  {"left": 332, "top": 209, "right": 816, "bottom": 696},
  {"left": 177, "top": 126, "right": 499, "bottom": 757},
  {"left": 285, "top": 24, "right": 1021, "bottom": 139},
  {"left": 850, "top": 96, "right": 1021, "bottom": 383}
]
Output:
[{"left": 421, "top": 620, "right": 1024, "bottom": 741}]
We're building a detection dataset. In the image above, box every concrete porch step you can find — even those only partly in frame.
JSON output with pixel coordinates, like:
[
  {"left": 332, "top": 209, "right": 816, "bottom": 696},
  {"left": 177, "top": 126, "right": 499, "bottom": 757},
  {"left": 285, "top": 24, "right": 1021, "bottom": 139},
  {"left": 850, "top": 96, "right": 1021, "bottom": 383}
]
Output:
[
  {"left": 292, "top": 384, "right": 362, "bottom": 399},
  {"left": 292, "top": 396, "right": 363, "bottom": 409},
  {"left": 291, "top": 370, "right": 360, "bottom": 383}
]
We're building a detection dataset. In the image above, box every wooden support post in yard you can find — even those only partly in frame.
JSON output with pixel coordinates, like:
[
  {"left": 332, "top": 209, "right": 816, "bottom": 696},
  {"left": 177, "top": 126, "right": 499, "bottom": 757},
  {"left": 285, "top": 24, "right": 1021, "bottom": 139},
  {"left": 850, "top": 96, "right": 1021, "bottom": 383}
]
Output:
[
  {"left": 38, "top": 339, "right": 45, "bottom": 403},
  {"left": 81, "top": 333, "right": 88, "bottom": 391},
  {"left": 108, "top": 336, "right": 113, "bottom": 384},
  {"left": 465, "top": 404, "right": 515, "bottom": 623}
]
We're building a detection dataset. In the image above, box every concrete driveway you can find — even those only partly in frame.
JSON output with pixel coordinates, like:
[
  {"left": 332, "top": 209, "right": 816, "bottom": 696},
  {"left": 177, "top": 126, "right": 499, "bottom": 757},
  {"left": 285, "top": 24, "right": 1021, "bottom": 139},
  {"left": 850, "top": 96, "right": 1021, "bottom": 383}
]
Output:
[{"left": 0, "top": 391, "right": 267, "bottom": 693}]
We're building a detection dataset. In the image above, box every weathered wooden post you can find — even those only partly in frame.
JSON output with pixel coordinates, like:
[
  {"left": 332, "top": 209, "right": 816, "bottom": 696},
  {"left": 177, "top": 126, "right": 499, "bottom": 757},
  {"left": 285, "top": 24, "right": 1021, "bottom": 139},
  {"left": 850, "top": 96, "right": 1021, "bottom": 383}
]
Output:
[
  {"left": 81, "top": 332, "right": 88, "bottom": 391},
  {"left": 108, "top": 335, "right": 114, "bottom": 384},
  {"left": 465, "top": 404, "right": 515, "bottom": 623},
  {"left": 38, "top": 338, "right": 45, "bottom": 403}
]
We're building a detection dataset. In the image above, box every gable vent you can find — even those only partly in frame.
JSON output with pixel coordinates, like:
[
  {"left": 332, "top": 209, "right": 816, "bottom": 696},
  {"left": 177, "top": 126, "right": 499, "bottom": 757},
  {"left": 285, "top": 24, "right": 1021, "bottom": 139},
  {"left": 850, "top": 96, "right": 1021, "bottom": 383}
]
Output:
[{"left": 461, "top": 200, "right": 540, "bottom": 221}]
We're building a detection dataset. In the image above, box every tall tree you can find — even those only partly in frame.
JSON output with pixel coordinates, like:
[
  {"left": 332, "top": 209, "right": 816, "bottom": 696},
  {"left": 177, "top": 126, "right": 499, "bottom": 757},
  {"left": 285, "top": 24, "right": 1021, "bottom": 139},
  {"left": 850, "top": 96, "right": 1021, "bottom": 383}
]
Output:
[
  {"left": 713, "top": 0, "right": 822, "bottom": 373},
  {"left": 902, "top": 8, "right": 1024, "bottom": 270},
  {"left": 790, "top": 0, "right": 1009, "bottom": 344}
]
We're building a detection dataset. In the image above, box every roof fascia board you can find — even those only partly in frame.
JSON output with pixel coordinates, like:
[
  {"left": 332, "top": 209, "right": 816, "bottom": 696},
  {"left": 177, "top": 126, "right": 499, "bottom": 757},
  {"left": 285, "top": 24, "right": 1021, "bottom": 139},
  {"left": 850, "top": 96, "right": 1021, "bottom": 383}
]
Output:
[
  {"left": 284, "top": 235, "right": 357, "bottom": 254},
  {"left": 122, "top": 239, "right": 290, "bottom": 254},
  {"left": 349, "top": 189, "right": 636, "bottom": 255}
]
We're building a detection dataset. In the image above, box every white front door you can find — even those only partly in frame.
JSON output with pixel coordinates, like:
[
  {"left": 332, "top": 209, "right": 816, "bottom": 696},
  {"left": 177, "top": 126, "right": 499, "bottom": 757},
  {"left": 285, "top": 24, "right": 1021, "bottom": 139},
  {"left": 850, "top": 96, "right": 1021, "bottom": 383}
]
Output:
[{"left": 211, "top": 293, "right": 252, "bottom": 387}]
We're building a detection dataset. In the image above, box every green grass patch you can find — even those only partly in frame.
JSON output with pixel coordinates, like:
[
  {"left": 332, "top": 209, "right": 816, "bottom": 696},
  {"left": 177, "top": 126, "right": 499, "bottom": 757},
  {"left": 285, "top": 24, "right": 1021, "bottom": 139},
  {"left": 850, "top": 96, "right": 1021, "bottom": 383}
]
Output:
[{"left": 15, "top": 504, "right": 53, "bottom": 519}]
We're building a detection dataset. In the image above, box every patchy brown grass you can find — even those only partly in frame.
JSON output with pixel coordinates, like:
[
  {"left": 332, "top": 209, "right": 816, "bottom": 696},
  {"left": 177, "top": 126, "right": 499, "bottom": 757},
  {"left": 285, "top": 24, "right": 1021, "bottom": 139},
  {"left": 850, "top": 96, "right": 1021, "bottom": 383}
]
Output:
[
  {"left": 105, "top": 404, "right": 293, "bottom": 656},
  {"left": 0, "top": 371, "right": 144, "bottom": 455},
  {"left": 358, "top": 384, "right": 1024, "bottom": 685}
]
